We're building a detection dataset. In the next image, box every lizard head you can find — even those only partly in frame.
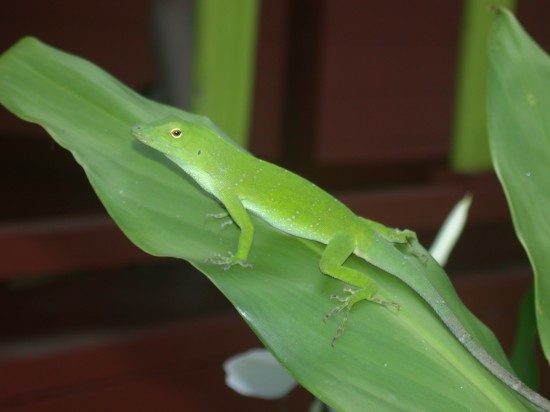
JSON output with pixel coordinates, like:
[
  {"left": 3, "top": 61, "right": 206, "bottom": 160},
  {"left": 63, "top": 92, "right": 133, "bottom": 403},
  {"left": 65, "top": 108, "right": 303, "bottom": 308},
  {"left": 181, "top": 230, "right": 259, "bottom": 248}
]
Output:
[{"left": 132, "top": 116, "right": 216, "bottom": 161}]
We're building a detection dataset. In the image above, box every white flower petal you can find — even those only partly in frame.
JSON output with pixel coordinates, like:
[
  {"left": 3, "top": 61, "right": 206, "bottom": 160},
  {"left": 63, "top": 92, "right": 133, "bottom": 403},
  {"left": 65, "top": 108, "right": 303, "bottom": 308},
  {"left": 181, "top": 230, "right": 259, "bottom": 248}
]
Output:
[
  {"left": 224, "top": 348, "right": 297, "bottom": 399},
  {"left": 429, "top": 194, "right": 472, "bottom": 266}
]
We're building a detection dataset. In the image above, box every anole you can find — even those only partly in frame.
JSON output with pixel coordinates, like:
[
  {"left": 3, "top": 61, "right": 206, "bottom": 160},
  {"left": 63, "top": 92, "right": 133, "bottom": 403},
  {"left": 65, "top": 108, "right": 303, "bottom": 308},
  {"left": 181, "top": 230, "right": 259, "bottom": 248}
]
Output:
[{"left": 132, "top": 117, "right": 550, "bottom": 410}]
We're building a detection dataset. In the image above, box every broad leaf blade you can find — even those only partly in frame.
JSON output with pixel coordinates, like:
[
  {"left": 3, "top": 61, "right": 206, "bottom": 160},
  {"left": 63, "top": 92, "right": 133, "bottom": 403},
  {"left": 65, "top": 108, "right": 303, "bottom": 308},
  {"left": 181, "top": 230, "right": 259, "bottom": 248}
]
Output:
[
  {"left": 488, "top": 9, "right": 550, "bottom": 361},
  {"left": 0, "top": 37, "right": 532, "bottom": 411}
]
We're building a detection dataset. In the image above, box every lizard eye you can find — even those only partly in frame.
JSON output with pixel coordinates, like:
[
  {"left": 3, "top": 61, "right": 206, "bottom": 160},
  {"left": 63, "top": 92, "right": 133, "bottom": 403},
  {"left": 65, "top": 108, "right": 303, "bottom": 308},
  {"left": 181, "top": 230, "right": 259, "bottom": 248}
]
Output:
[{"left": 170, "top": 128, "right": 182, "bottom": 138}]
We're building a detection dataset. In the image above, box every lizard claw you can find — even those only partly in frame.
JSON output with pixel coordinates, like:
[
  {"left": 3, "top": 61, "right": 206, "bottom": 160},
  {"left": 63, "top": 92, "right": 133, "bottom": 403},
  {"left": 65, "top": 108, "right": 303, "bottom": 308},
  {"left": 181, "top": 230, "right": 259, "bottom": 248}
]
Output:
[
  {"left": 206, "top": 252, "right": 252, "bottom": 270},
  {"left": 205, "top": 212, "right": 235, "bottom": 231}
]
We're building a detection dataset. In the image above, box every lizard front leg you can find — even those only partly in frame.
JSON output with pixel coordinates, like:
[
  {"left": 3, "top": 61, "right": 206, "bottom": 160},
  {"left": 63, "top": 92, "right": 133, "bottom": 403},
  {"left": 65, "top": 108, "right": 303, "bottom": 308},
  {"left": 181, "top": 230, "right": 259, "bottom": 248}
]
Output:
[{"left": 207, "top": 191, "right": 253, "bottom": 269}]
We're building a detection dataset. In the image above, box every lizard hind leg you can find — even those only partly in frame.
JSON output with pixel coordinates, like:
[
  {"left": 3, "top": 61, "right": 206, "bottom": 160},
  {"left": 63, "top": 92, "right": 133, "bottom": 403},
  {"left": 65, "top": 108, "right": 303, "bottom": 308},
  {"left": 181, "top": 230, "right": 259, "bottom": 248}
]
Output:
[
  {"left": 359, "top": 217, "right": 427, "bottom": 261},
  {"left": 320, "top": 232, "right": 399, "bottom": 346}
]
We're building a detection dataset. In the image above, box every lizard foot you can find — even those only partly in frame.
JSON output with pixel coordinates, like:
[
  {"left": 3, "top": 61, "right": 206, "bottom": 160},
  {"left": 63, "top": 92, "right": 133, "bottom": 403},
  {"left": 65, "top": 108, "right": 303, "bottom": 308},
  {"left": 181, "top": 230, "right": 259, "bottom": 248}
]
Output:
[
  {"left": 394, "top": 229, "right": 428, "bottom": 262},
  {"left": 324, "top": 288, "right": 399, "bottom": 346},
  {"left": 206, "top": 252, "right": 252, "bottom": 270},
  {"left": 205, "top": 212, "right": 234, "bottom": 230},
  {"left": 205, "top": 212, "right": 229, "bottom": 219},
  {"left": 406, "top": 240, "right": 429, "bottom": 263}
]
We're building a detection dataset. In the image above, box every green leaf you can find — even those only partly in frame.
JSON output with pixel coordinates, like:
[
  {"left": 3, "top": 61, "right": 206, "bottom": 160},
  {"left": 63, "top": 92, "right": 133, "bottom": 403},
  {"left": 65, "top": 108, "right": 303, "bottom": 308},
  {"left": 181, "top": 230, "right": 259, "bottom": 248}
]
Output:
[
  {"left": 510, "top": 287, "right": 539, "bottom": 389},
  {"left": 451, "top": 0, "right": 516, "bottom": 172},
  {"left": 487, "top": 9, "right": 550, "bottom": 363},
  {"left": 0, "top": 37, "right": 536, "bottom": 411},
  {"left": 191, "top": 0, "right": 260, "bottom": 146}
]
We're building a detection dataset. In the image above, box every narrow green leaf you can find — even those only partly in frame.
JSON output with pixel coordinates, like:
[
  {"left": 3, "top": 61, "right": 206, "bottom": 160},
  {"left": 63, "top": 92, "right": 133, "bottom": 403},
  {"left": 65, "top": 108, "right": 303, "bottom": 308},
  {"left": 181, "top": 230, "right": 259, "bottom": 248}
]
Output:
[
  {"left": 510, "top": 287, "right": 539, "bottom": 389},
  {"left": 0, "top": 37, "right": 536, "bottom": 411},
  {"left": 451, "top": 0, "right": 516, "bottom": 172},
  {"left": 191, "top": 0, "right": 260, "bottom": 146},
  {"left": 487, "top": 9, "right": 550, "bottom": 362}
]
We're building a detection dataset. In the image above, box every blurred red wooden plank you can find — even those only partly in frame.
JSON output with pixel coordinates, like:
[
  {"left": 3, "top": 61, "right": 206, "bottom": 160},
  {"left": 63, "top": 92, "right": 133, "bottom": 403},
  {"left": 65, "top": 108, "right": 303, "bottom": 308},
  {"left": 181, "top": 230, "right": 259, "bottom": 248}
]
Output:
[
  {"left": 0, "top": 314, "right": 309, "bottom": 411},
  {"left": 0, "top": 215, "right": 153, "bottom": 279}
]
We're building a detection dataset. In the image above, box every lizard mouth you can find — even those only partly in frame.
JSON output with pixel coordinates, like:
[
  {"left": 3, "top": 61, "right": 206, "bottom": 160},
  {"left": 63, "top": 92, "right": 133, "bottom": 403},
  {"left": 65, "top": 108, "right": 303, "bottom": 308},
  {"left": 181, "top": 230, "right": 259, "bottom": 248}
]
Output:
[{"left": 131, "top": 125, "right": 146, "bottom": 141}]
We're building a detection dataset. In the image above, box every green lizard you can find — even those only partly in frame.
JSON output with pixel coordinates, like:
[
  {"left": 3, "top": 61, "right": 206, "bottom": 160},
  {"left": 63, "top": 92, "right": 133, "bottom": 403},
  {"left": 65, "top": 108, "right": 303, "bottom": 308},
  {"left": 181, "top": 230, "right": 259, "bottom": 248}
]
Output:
[{"left": 132, "top": 116, "right": 550, "bottom": 410}]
